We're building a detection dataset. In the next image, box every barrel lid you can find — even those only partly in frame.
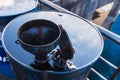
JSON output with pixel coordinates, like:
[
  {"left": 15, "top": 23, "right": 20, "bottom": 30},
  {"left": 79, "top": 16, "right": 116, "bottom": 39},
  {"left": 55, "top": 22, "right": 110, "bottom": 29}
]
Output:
[
  {"left": 0, "top": 0, "right": 38, "bottom": 17},
  {"left": 2, "top": 12, "right": 103, "bottom": 72}
]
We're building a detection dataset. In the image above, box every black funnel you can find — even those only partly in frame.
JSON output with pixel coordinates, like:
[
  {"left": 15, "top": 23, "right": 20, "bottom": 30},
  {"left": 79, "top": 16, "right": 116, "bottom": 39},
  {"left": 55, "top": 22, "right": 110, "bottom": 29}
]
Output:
[{"left": 16, "top": 20, "right": 61, "bottom": 58}]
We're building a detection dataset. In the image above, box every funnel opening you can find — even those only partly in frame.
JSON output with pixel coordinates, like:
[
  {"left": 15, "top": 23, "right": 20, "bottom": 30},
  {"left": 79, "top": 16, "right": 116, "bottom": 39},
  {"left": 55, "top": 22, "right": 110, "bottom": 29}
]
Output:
[{"left": 17, "top": 19, "right": 61, "bottom": 47}]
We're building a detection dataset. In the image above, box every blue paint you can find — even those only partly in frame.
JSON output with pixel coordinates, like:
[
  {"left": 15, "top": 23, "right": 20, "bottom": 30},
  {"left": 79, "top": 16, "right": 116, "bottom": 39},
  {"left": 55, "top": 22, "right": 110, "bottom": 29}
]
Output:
[
  {"left": 102, "top": 14, "right": 120, "bottom": 80},
  {"left": 0, "top": 5, "right": 39, "bottom": 78},
  {"left": 0, "top": 41, "right": 14, "bottom": 78},
  {"left": 89, "top": 14, "right": 120, "bottom": 80}
]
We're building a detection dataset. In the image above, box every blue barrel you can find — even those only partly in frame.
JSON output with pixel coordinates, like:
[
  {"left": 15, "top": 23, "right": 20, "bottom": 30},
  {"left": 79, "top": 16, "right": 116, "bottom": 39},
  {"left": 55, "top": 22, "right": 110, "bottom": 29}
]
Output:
[
  {"left": 0, "top": 38, "right": 14, "bottom": 78},
  {"left": 0, "top": 0, "right": 39, "bottom": 27},
  {"left": 0, "top": 0, "right": 39, "bottom": 78}
]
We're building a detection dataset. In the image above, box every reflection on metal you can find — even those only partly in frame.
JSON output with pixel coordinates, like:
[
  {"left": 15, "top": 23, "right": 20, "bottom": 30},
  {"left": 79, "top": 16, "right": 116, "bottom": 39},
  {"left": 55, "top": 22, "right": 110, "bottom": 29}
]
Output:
[
  {"left": 0, "top": 0, "right": 38, "bottom": 16},
  {"left": 2, "top": 11, "right": 103, "bottom": 80},
  {"left": 39, "top": 0, "right": 78, "bottom": 15},
  {"left": 95, "top": 24, "right": 120, "bottom": 44},
  {"left": 0, "top": 0, "right": 120, "bottom": 79},
  {"left": 51, "top": 0, "right": 61, "bottom": 3},
  {"left": 0, "top": 0, "right": 14, "bottom": 7},
  {"left": 99, "top": 56, "right": 118, "bottom": 70},
  {"left": 38, "top": 0, "right": 120, "bottom": 79},
  {"left": 91, "top": 68, "right": 107, "bottom": 80},
  {"left": 39, "top": 0, "right": 120, "bottom": 45}
]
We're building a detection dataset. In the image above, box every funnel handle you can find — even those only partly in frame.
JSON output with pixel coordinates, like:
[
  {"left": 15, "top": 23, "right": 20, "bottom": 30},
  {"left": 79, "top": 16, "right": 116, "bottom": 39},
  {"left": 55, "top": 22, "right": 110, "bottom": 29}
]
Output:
[
  {"left": 59, "top": 25, "right": 75, "bottom": 60},
  {"left": 15, "top": 40, "right": 20, "bottom": 44}
]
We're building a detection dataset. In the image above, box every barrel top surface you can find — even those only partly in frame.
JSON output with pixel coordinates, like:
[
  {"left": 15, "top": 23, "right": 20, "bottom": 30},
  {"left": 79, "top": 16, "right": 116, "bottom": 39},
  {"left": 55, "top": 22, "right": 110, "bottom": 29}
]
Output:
[
  {"left": 0, "top": 0, "right": 38, "bottom": 17},
  {"left": 2, "top": 12, "right": 103, "bottom": 71}
]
